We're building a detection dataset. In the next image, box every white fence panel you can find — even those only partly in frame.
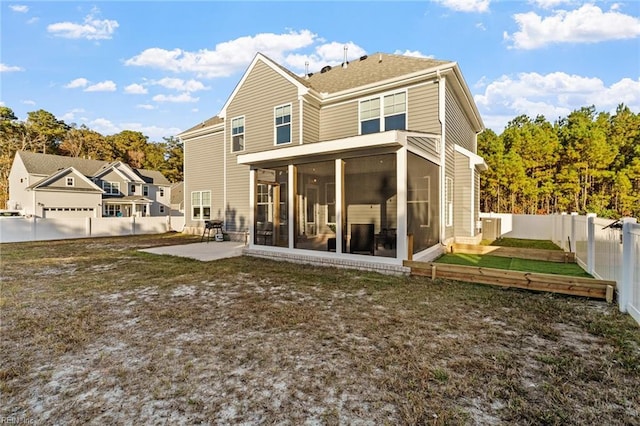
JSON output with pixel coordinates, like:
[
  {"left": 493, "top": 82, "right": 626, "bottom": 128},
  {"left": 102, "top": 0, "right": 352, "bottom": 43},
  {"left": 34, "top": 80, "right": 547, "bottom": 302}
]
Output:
[
  {"left": 620, "top": 222, "right": 640, "bottom": 324},
  {"left": 0, "top": 215, "right": 183, "bottom": 243},
  {"left": 591, "top": 218, "right": 622, "bottom": 283}
]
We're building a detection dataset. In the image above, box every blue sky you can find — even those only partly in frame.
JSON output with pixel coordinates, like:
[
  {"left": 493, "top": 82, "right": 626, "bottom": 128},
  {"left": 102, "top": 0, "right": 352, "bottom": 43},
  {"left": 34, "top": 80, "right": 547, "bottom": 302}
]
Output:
[{"left": 2, "top": 0, "right": 639, "bottom": 141}]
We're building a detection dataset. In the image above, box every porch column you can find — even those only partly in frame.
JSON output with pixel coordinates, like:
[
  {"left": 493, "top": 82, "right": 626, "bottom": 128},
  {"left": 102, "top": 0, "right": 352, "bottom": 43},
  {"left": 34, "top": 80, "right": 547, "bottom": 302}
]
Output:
[
  {"left": 335, "top": 159, "right": 344, "bottom": 254},
  {"left": 396, "top": 147, "right": 408, "bottom": 260},
  {"left": 288, "top": 164, "right": 295, "bottom": 249},
  {"left": 249, "top": 169, "right": 256, "bottom": 246}
]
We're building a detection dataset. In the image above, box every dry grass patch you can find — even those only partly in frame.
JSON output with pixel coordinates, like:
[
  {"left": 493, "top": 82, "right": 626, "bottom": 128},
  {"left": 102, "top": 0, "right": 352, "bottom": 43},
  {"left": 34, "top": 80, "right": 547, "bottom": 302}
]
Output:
[{"left": 1, "top": 234, "right": 639, "bottom": 424}]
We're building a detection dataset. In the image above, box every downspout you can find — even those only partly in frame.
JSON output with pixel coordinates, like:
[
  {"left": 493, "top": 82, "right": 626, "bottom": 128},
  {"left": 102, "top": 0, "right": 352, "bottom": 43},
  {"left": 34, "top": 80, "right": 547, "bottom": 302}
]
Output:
[
  {"left": 223, "top": 121, "right": 227, "bottom": 232},
  {"left": 437, "top": 70, "right": 446, "bottom": 245},
  {"left": 299, "top": 97, "right": 304, "bottom": 145}
]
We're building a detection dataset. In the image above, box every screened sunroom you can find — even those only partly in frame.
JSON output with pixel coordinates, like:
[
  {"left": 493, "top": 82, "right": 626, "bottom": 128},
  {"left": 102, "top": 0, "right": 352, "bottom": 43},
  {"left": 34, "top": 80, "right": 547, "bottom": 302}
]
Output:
[{"left": 239, "top": 131, "right": 443, "bottom": 264}]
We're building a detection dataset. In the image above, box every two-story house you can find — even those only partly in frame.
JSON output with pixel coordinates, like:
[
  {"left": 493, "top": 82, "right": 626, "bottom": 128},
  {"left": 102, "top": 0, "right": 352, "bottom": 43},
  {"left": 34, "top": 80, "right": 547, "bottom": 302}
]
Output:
[
  {"left": 179, "top": 52, "right": 486, "bottom": 270},
  {"left": 8, "top": 151, "right": 172, "bottom": 218}
]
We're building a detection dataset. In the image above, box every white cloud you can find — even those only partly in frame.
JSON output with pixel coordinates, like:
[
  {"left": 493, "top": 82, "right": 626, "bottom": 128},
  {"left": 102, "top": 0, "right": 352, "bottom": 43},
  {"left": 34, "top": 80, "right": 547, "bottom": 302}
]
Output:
[
  {"left": 9, "top": 5, "right": 29, "bottom": 13},
  {"left": 60, "top": 108, "right": 86, "bottom": 121},
  {"left": 475, "top": 72, "right": 640, "bottom": 131},
  {"left": 434, "top": 0, "right": 490, "bottom": 13},
  {"left": 125, "top": 30, "right": 317, "bottom": 78},
  {"left": 152, "top": 93, "right": 199, "bottom": 103},
  {"left": 84, "top": 80, "right": 117, "bottom": 92},
  {"left": 47, "top": 7, "right": 119, "bottom": 40},
  {"left": 393, "top": 49, "right": 434, "bottom": 58},
  {"left": 152, "top": 78, "right": 209, "bottom": 92},
  {"left": 285, "top": 41, "right": 367, "bottom": 73},
  {"left": 136, "top": 104, "right": 156, "bottom": 110},
  {"left": 27, "top": 17, "right": 39, "bottom": 24},
  {"left": 21, "top": 100, "right": 36, "bottom": 106},
  {"left": 528, "top": 0, "right": 572, "bottom": 9},
  {"left": 505, "top": 4, "right": 640, "bottom": 49},
  {"left": 124, "top": 83, "right": 148, "bottom": 94},
  {"left": 65, "top": 77, "right": 89, "bottom": 88},
  {"left": 1, "top": 63, "right": 24, "bottom": 72},
  {"left": 89, "top": 118, "right": 180, "bottom": 139}
]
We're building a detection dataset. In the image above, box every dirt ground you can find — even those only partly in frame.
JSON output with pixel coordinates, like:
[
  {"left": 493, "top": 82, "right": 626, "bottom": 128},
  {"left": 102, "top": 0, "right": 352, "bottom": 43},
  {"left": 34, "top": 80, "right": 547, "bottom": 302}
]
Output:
[{"left": 1, "top": 234, "right": 639, "bottom": 425}]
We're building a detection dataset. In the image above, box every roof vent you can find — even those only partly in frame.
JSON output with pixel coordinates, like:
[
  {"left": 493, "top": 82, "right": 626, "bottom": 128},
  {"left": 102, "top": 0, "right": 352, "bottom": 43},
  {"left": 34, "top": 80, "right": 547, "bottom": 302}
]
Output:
[
  {"left": 307, "top": 72, "right": 314, "bottom": 78},
  {"left": 359, "top": 55, "right": 368, "bottom": 61},
  {"left": 305, "top": 61, "right": 309, "bottom": 79},
  {"left": 320, "top": 65, "right": 332, "bottom": 73},
  {"left": 342, "top": 45, "right": 348, "bottom": 69}
]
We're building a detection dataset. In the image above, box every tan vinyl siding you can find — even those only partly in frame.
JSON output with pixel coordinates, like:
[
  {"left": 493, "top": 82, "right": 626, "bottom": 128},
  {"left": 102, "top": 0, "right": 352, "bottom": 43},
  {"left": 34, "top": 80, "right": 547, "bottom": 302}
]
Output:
[
  {"left": 408, "top": 83, "right": 440, "bottom": 134},
  {"left": 183, "top": 130, "right": 224, "bottom": 228},
  {"left": 454, "top": 152, "right": 472, "bottom": 238},
  {"left": 303, "top": 100, "right": 320, "bottom": 143},
  {"left": 224, "top": 160, "right": 250, "bottom": 233},
  {"left": 445, "top": 86, "right": 475, "bottom": 152},
  {"left": 226, "top": 60, "right": 300, "bottom": 153},
  {"left": 48, "top": 171, "right": 95, "bottom": 190},
  {"left": 319, "top": 102, "right": 358, "bottom": 141},
  {"left": 474, "top": 171, "right": 480, "bottom": 235},
  {"left": 407, "top": 136, "right": 440, "bottom": 160}
]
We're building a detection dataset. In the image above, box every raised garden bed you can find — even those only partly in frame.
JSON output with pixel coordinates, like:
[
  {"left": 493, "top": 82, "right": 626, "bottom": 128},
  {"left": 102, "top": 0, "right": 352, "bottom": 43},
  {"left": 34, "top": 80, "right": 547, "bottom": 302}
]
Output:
[
  {"left": 404, "top": 260, "right": 616, "bottom": 302},
  {"left": 452, "top": 243, "right": 576, "bottom": 263}
]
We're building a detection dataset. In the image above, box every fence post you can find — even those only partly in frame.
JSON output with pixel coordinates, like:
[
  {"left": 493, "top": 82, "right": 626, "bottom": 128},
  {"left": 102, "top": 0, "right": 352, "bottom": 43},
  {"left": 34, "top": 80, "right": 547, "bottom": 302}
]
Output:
[
  {"left": 560, "top": 212, "right": 567, "bottom": 251},
  {"left": 619, "top": 217, "right": 638, "bottom": 313},
  {"left": 570, "top": 212, "right": 579, "bottom": 253},
  {"left": 131, "top": 216, "right": 136, "bottom": 235},
  {"left": 587, "top": 213, "right": 596, "bottom": 275}
]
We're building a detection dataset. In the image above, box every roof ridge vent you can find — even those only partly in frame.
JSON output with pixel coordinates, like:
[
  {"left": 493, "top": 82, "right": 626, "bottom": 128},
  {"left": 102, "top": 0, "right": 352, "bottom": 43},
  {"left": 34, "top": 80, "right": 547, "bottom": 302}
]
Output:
[
  {"left": 359, "top": 55, "right": 368, "bottom": 61},
  {"left": 320, "top": 65, "right": 332, "bottom": 73}
]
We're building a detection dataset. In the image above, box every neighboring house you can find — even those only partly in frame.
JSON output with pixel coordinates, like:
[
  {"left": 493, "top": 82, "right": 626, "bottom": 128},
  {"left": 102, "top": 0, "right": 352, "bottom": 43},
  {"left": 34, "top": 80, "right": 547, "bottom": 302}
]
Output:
[
  {"left": 8, "top": 151, "right": 172, "bottom": 218},
  {"left": 179, "top": 52, "right": 486, "bottom": 268},
  {"left": 170, "top": 181, "right": 185, "bottom": 216}
]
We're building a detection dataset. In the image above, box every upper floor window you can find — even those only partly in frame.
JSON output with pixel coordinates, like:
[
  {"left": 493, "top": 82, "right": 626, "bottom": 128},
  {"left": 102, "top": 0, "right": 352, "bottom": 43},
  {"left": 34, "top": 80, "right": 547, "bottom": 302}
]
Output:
[
  {"left": 231, "top": 116, "right": 245, "bottom": 152},
  {"left": 143, "top": 185, "right": 149, "bottom": 196},
  {"left": 384, "top": 92, "right": 406, "bottom": 131},
  {"left": 359, "top": 91, "right": 406, "bottom": 135},
  {"left": 275, "top": 104, "right": 291, "bottom": 145},
  {"left": 66, "top": 177, "right": 74, "bottom": 187},
  {"left": 130, "top": 184, "right": 136, "bottom": 194},
  {"left": 191, "top": 190, "right": 211, "bottom": 220},
  {"left": 360, "top": 98, "right": 380, "bottom": 135},
  {"left": 159, "top": 187, "right": 165, "bottom": 197},
  {"left": 103, "top": 181, "right": 120, "bottom": 195}
]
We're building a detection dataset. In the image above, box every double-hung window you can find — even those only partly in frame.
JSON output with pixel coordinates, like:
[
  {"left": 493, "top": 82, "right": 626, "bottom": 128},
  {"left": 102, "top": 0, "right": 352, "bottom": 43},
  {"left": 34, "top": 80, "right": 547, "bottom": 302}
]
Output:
[
  {"left": 66, "top": 177, "right": 74, "bottom": 187},
  {"left": 360, "top": 98, "right": 380, "bottom": 135},
  {"left": 103, "top": 181, "right": 120, "bottom": 195},
  {"left": 275, "top": 104, "right": 291, "bottom": 145},
  {"left": 359, "top": 91, "right": 406, "bottom": 134},
  {"left": 384, "top": 92, "right": 406, "bottom": 131},
  {"left": 445, "top": 177, "right": 453, "bottom": 227},
  {"left": 191, "top": 190, "right": 211, "bottom": 220},
  {"left": 232, "top": 116, "right": 245, "bottom": 152},
  {"left": 143, "top": 186, "right": 149, "bottom": 196}
]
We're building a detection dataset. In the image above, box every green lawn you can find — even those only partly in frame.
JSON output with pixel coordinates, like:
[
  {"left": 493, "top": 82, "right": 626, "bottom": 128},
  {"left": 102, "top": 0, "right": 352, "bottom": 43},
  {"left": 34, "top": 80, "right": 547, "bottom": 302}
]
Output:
[
  {"left": 436, "top": 253, "right": 592, "bottom": 277},
  {"left": 481, "top": 238, "right": 562, "bottom": 250}
]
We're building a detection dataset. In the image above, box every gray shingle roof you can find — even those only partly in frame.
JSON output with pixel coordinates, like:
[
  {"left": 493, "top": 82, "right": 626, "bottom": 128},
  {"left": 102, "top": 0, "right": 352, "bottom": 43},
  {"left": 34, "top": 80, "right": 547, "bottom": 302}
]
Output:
[
  {"left": 305, "top": 53, "right": 452, "bottom": 94},
  {"left": 17, "top": 151, "right": 170, "bottom": 184}
]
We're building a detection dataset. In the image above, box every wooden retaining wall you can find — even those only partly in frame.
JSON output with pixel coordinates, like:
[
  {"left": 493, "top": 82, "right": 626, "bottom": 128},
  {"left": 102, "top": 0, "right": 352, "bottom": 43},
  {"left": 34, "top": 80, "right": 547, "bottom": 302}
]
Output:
[
  {"left": 451, "top": 243, "right": 576, "bottom": 263},
  {"left": 404, "top": 261, "right": 616, "bottom": 302}
]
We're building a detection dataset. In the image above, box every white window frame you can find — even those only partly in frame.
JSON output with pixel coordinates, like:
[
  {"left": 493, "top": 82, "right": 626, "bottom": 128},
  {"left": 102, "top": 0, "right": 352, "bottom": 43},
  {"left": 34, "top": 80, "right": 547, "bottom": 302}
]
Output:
[
  {"left": 407, "top": 175, "right": 431, "bottom": 227},
  {"left": 66, "top": 177, "right": 74, "bottom": 187},
  {"left": 325, "top": 182, "right": 336, "bottom": 225},
  {"left": 359, "top": 90, "right": 407, "bottom": 135},
  {"left": 159, "top": 187, "right": 165, "bottom": 197},
  {"left": 143, "top": 185, "right": 149, "bottom": 196},
  {"left": 445, "top": 177, "right": 453, "bottom": 227},
  {"left": 102, "top": 181, "right": 120, "bottom": 195},
  {"left": 191, "top": 190, "right": 211, "bottom": 220},
  {"left": 159, "top": 205, "right": 165, "bottom": 214},
  {"left": 274, "top": 104, "right": 292, "bottom": 145},
  {"left": 231, "top": 116, "right": 245, "bottom": 152}
]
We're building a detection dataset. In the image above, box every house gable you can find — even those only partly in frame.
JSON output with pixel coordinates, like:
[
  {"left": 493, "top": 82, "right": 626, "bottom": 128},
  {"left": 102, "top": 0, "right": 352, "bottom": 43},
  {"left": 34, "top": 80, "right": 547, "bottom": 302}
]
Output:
[{"left": 28, "top": 167, "right": 103, "bottom": 192}]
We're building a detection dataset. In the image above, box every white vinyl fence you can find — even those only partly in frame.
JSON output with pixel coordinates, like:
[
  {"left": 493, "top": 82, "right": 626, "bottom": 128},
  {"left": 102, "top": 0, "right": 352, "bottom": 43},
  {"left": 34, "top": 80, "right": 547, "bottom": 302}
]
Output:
[
  {"left": 480, "top": 212, "right": 640, "bottom": 324},
  {"left": 0, "top": 215, "right": 185, "bottom": 244}
]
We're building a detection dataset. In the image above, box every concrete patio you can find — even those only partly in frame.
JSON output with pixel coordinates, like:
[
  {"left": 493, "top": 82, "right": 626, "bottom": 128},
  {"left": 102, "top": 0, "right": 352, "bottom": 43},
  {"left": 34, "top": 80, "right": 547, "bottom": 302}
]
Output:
[{"left": 140, "top": 240, "right": 246, "bottom": 261}]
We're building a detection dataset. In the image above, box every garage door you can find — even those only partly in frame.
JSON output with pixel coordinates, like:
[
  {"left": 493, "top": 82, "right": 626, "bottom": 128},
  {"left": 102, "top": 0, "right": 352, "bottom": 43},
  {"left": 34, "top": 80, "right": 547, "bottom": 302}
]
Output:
[{"left": 43, "top": 207, "right": 94, "bottom": 218}]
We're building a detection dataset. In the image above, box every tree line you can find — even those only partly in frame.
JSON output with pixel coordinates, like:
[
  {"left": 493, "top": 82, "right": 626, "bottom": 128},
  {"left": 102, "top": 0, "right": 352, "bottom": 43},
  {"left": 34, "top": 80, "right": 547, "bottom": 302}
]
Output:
[
  {"left": 0, "top": 106, "right": 183, "bottom": 209},
  {"left": 478, "top": 104, "right": 639, "bottom": 219},
  {"left": 1, "top": 104, "right": 638, "bottom": 219}
]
